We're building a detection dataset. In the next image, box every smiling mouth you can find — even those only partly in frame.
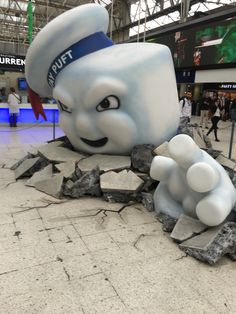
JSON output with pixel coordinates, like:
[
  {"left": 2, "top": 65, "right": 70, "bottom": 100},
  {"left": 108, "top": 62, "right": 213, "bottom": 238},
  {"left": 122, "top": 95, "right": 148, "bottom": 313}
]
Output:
[{"left": 80, "top": 137, "right": 108, "bottom": 147}]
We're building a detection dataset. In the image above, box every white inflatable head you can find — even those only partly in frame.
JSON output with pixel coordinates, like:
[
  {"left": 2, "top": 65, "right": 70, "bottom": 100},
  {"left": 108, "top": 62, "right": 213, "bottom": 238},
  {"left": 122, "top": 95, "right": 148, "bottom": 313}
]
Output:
[{"left": 26, "top": 4, "right": 180, "bottom": 155}]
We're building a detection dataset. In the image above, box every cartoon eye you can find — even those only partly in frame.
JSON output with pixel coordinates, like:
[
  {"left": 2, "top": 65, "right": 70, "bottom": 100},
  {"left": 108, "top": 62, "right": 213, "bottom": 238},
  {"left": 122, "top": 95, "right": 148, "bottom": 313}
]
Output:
[
  {"left": 57, "top": 100, "right": 72, "bottom": 113},
  {"left": 96, "top": 96, "right": 120, "bottom": 112}
]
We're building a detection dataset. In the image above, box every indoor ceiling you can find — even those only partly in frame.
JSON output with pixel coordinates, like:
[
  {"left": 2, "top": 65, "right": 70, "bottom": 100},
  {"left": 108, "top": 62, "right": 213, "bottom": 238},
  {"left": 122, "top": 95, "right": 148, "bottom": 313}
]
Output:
[{"left": 0, "top": 0, "right": 235, "bottom": 55}]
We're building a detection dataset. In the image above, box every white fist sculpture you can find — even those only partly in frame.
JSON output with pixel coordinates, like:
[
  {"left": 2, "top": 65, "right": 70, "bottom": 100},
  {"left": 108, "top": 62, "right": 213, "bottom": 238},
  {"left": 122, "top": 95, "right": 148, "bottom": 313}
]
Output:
[{"left": 150, "top": 134, "right": 236, "bottom": 227}]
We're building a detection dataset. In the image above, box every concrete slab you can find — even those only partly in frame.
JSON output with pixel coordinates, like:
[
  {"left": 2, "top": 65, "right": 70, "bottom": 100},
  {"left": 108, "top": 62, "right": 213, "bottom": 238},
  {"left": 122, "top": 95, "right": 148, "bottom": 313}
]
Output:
[
  {"left": 180, "top": 222, "right": 236, "bottom": 264},
  {"left": 216, "top": 154, "right": 236, "bottom": 170},
  {"left": 179, "top": 225, "right": 222, "bottom": 251},
  {"left": 55, "top": 162, "right": 75, "bottom": 178},
  {"left": 38, "top": 146, "right": 85, "bottom": 163},
  {"left": 77, "top": 154, "right": 131, "bottom": 172},
  {"left": 153, "top": 141, "right": 170, "bottom": 157},
  {"left": 100, "top": 170, "right": 144, "bottom": 192},
  {"left": 171, "top": 214, "right": 207, "bottom": 242},
  {"left": 14, "top": 157, "right": 40, "bottom": 179},
  {"left": 26, "top": 164, "right": 53, "bottom": 187},
  {"left": 34, "top": 174, "right": 64, "bottom": 198}
]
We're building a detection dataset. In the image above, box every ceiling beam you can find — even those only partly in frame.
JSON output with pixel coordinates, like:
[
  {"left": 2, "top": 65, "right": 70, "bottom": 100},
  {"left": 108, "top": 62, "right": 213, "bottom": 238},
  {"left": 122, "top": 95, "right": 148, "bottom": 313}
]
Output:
[{"left": 108, "top": 0, "right": 204, "bottom": 34}]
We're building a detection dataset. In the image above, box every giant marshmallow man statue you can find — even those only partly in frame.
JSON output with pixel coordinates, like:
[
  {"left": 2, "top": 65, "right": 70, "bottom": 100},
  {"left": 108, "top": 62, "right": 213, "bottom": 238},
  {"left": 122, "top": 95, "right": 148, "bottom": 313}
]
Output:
[{"left": 25, "top": 4, "right": 236, "bottom": 227}]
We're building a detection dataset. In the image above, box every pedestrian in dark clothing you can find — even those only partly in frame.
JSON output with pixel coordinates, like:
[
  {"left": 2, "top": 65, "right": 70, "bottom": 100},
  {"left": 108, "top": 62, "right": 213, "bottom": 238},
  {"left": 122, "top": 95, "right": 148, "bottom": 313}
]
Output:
[{"left": 206, "top": 99, "right": 222, "bottom": 142}]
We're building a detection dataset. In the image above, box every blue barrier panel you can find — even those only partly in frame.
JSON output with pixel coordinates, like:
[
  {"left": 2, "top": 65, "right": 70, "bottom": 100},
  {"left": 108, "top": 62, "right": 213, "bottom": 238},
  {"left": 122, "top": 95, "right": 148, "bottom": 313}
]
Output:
[{"left": 0, "top": 108, "right": 59, "bottom": 124}]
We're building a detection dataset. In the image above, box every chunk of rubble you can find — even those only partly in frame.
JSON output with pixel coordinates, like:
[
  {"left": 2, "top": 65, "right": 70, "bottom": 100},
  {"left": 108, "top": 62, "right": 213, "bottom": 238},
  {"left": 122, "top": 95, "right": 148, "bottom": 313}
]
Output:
[
  {"left": 179, "top": 222, "right": 236, "bottom": 264},
  {"left": 26, "top": 164, "right": 53, "bottom": 187},
  {"left": 55, "top": 162, "right": 75, "bottom": 179},
  {"left": 131, "top": 144, "right": 155, "bottom": 173},
  {"left": 141, "top": 192, "right": 154, "bottom": 212},
  {"left": 38, "top": 146, "right": 85, "bottom": 163},
  {"left": 171, "top": 214, "right": 207, "bottom": 243},
  {"left": 100, "top": 170, "right": 144, "bottom": 193},
  {"left": 153, "top": 142, "right": 170, "bottom": 158},
  {"left": 63, "top": 167, "right": 101, "bottom": 198},
  {"left": 216, "top": 154, "right": 236, "bottom": 171},
  {"left": 14, "top": 157, "right": 40, "bottom": 179},
  {"left": 34, "top": 174, "right": 64, "bottom": 199},
  {"left": 77, "top": 154, "right": 131, "bottom": 172}
]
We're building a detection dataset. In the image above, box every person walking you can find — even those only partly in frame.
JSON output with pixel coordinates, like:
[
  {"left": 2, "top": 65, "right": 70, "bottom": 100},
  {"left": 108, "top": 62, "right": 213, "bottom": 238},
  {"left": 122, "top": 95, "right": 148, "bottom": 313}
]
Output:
[
  {"left": 8, "top": 87, "right": 21, "bottom": 127},
  {"left": 206, "top": 98, "right": 222, "bottom": 142},
  {"left": 179, "top": 91, "right": 192, "bottom": 122},
  {"left": 199, "top": 93, "right": 210, "bottom": 128}
]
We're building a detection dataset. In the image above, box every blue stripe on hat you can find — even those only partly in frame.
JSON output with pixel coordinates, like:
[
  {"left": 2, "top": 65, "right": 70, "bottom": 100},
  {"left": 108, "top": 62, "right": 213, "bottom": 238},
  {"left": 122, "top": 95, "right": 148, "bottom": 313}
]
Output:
[{"left": 47, "top": 32, "right": 113, "bottom": 88}]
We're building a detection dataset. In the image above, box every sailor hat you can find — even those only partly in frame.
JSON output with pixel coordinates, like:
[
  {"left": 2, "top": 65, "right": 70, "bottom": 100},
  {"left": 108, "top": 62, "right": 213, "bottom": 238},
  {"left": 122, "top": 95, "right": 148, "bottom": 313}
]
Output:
[{"left": 25, "top": 4, "right": 113, "bottom": 119}]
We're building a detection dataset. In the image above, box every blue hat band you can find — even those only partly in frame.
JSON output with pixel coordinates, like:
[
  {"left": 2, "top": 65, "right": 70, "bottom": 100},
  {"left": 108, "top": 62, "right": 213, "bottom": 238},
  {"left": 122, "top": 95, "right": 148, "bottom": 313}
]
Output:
[{"left": 47, "top": 32, "right": 113, "bottom": 88}]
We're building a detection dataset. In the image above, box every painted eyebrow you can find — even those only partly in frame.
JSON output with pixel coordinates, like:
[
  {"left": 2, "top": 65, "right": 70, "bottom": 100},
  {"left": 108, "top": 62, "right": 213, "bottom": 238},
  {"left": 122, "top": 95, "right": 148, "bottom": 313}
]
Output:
[{"left": 83, "top": 78, "right": 127, "bottom": 110}]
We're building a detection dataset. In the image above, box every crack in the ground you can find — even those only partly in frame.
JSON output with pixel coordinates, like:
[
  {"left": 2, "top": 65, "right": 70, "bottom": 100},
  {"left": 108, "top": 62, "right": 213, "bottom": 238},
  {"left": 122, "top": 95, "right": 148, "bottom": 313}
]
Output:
[
  {"left": 132, "top": 233, "right": 158, "bottom": 251},
  {"left": 133, "top": 233, "right": 146, "bottom": 251},
  {"left": 63, "top": 266, "right": 71, "bottom": 281},
  {"left": 0, "top": 269, "right": 18, "bottom": 276},
  {"left": 13, "top": 198, "right": 67, "bottom": 214},
  {"left": 63, "top": 209, "right": 104, "bottom": 221},
  {"left": 175, "top": 254, "right": 188, "bottom": 261},
  {"left": 0, "top": 181, "right": 16, "bottom": 190}
]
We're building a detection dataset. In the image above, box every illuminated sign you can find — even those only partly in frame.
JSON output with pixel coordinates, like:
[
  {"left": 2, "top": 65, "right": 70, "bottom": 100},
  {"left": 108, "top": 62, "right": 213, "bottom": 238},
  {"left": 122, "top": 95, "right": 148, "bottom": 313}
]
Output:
[
  {"left": 149, "top": 17, "right": 236, "bottom": 69},
  {"left": 219, "top": 84, "right": 236, "bottom": 89},
  {"left": 0, "top": 54, "right": 25, "bottom": 71}
]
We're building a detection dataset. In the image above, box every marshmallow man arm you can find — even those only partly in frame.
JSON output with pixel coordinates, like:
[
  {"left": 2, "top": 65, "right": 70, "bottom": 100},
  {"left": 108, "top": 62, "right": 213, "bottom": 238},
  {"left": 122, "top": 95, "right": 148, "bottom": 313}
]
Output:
[
  {"left": 151, "top": 134, "right": 236, "bottom": 227},
  {"left": 168, "top": 134, "right": 202, "bottom": 169},
  {"left": 186, "top": 162, "right": 220, "bottom": 193},
  {"left": 196, "top": 190, "right": 233, "bottom": 226},
  {"left": 153, "top": 183, "right": 184, "bottom": 218},
  {"left": 150, "top": 156, "right": 176, "bottom": 181}
]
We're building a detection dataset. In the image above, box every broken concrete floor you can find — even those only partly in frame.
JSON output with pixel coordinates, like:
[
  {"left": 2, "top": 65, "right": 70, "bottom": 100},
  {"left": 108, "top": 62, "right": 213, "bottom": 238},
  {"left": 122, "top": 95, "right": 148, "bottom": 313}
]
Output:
[
  {"left": 0, "top": 142, "right": 236, "bottom": 313},
  {"left": 1, "top": 120, "right": 236, "bottom": 313}
]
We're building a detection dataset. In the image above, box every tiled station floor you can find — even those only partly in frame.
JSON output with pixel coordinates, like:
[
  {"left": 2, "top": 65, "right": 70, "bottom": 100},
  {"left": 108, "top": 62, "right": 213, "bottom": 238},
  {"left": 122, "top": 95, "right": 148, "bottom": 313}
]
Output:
[{"left": 0, "top": 117, "right": 235, "bottom": 314}]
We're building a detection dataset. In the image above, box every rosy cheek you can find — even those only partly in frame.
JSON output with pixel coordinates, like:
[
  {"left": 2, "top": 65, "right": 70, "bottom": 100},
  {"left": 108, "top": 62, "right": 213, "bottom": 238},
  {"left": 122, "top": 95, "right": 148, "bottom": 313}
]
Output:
[{"left": 97, "top": 111, "right": 137, "bottom": 148}]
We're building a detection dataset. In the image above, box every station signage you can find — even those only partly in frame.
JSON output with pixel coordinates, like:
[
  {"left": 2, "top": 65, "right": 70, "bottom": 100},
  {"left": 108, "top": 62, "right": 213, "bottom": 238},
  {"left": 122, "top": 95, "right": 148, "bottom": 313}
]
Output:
[
  {"left": 0, "top": 54, "right": 25, "bottom": 71},
  {"left": 219, "top": 83, "right": 236, "bottom": 90}
]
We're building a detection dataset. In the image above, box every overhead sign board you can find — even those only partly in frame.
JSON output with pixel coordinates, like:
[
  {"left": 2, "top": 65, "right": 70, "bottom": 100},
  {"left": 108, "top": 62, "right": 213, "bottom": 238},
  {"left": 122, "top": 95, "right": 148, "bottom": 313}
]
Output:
[{"left": 0, "top": 54, "right": 25, "bottom": 71}]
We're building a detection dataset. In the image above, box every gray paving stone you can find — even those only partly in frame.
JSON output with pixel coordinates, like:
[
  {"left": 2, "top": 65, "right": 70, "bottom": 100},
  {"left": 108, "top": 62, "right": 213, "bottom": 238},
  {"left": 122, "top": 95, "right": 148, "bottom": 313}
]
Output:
[
  {"left": 171, "top": 214, "right": 207, "bottom": 242},
  {"left": 77, "top": 154, "right": 131, "bottom": 172},
  {"left": 14, "top": 157, "right": 40, "bottom": 179},
  {"left": 55, "top": 162, "right": 75, "bottom": 178},
  {"left": 26, "top": 164, "right": 53, "bottom": 187},
  {"left": 38, "top": 146, "right": 85, "bottom": 163},
  {"left": 100, "top": 170, "right": 144, "bottom": 193},
  {"left": 153, "top": 141, "right": 170, "bottom": 157},
  {"left": 34, "top": 174, "right": 64, "bottom": 198},
  {"left": 216, "top": 154, "right": 236, "bottom": 171}
]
